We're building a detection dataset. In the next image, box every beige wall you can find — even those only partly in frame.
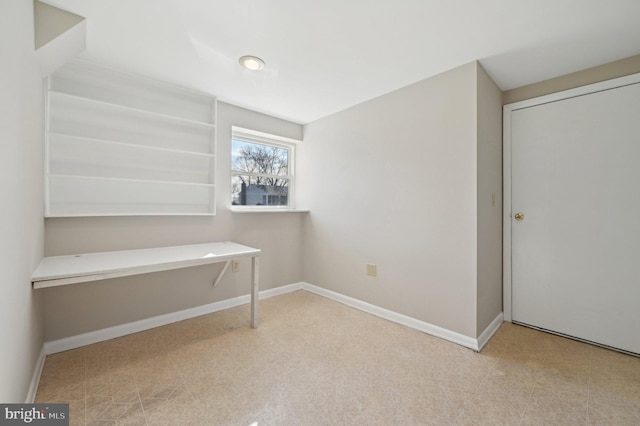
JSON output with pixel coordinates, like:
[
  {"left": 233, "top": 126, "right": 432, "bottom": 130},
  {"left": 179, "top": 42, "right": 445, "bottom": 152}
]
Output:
[
  {"left": 42, "top": 61, "right": 504, "bottom": 346},
  {"left": 0, "top": 1, "right": 45, "bottom": 402},
  {"left": 476, "top": 64, "right": 503, "bottom": 335},
  {"left": 42, "top": 102, "right": 304, "bottom": 340},
  {"left": 299, "top": 62, "right": 502, "bottom": 339},
  {"left": 503, "top": 54, "right": 640, "bottom": 105}
]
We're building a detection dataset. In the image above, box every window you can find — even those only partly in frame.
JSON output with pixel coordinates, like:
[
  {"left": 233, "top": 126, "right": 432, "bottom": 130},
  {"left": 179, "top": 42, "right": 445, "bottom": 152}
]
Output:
[{"left": 231, "top": 127, "right": 296, "bottom": 208}]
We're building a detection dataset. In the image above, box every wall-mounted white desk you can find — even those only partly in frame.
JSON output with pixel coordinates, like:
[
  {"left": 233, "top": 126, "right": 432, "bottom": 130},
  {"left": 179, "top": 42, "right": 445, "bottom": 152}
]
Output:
[{"left": 31, "top": 242, "right": 261, "bottom": 328}]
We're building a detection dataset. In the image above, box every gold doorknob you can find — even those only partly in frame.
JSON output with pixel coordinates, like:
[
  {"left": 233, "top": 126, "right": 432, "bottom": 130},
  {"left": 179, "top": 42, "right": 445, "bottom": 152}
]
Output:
[{"left": 514, "top": 212, "right": 524, "bottom": 221}]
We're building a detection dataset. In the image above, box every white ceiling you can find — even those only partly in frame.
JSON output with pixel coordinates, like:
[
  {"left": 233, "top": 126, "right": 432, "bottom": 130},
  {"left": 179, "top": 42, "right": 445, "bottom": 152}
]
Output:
[{"left": 47, "top": 0, "right": 640, "bottom": 124}]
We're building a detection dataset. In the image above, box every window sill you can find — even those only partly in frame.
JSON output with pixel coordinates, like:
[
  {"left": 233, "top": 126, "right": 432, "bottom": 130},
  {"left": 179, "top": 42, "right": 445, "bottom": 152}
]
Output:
[{"left": 231, "top": 207, "right": 309, "bottom": 214}]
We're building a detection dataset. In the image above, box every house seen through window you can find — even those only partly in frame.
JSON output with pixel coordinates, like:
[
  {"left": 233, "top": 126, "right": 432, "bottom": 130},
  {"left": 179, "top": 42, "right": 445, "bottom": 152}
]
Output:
[{"left": 231, "top": 128, "right": 294, "bottom": 207}]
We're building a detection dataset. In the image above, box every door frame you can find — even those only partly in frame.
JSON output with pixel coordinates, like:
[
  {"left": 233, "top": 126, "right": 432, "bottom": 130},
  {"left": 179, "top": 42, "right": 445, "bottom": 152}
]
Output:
[{"left": 502, "top": 72, "right": 640, "bottom": 322}]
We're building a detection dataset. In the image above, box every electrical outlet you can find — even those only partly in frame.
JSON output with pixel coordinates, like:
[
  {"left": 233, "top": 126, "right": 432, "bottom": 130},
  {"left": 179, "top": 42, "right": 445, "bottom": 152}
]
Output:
[
  {"left": 232, "top": 260, "right": 240, "bottom": 272},
  {"left": 366, "top": 264, "right": 377, "bottom": 277}
]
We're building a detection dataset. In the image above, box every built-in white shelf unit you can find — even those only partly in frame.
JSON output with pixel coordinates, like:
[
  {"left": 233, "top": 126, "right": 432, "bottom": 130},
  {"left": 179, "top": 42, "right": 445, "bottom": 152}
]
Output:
[{"left": 45, "top": 59, "right": 217, "bottom": 217}]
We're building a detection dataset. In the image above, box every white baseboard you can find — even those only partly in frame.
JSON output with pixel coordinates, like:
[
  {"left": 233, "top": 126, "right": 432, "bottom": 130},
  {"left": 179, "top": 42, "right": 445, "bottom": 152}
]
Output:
[
  {"left": 44, "top": 282, "right": 303, "bottom": 355},
  {"left": 25, "top": 346, "right": 46, "bottom": 403},
  {"left": 259, "top": 282, "right": 303, "bottom": 299},
  {"left": 35, "top": 281, "right": 502, "bottom": 398},
  {"left": 477, "top": 312, "right": 504, "bottom": 351},
  {"left": 301, "top": 282, "right": 503, "bottom": 352},
  {"left": 42, "top": 281, "right": 502, "bottom": 356}
]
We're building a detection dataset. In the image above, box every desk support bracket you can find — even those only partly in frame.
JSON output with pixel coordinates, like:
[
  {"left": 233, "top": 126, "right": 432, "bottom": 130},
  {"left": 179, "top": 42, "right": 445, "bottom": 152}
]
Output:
[{"left": 213, "top": 260, "right": 232, "bottom": 288}]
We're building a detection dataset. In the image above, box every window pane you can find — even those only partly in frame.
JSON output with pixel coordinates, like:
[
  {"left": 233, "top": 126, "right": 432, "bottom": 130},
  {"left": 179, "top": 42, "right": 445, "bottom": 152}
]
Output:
[
  {"left": 232, "top": 175, "right": 289, "bottom": 206},
  {"left": 232, "top": 140, "right": 288, "bottom": 176}
]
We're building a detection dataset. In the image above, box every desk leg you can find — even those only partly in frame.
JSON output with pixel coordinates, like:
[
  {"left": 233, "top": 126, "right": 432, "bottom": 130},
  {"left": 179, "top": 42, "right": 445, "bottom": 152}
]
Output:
[{"left": 251, "top": 256, "right": 259, "bottom": 328}]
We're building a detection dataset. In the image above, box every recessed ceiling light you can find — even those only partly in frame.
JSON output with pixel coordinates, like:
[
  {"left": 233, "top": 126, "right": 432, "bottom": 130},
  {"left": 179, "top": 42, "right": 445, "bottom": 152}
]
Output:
[{"left": 239, "top": 55, "right": 265, "bottom": 71}]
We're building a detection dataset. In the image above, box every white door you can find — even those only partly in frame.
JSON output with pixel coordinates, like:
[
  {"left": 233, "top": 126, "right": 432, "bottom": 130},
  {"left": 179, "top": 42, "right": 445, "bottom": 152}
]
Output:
[{"left": 509, "top": 79, "right": 640, "bottom": 355}]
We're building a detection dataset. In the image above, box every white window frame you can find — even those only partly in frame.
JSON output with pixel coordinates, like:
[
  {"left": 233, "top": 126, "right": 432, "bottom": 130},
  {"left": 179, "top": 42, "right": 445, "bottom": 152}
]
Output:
[{"left": 231, "top": 126, "right": 299, "bottom": 210}]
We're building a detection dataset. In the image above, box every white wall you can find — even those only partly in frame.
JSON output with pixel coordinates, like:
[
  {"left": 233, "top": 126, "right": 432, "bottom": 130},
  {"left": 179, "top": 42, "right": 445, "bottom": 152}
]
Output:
[
  {"left": 299, "top": 63, "right": 481, "bottom": 338},
  {"left": 0, "top": 1, "right": 46, "bottom": 402},
  {"left": 43, "top": 102, "right": 304, "bottom": 340}
]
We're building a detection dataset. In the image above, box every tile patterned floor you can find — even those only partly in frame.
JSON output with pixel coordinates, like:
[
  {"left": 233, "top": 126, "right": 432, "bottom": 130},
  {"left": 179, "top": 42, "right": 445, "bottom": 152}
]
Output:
[{"left": 36, "top": 290, "right": 640, "bottom": 425}]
